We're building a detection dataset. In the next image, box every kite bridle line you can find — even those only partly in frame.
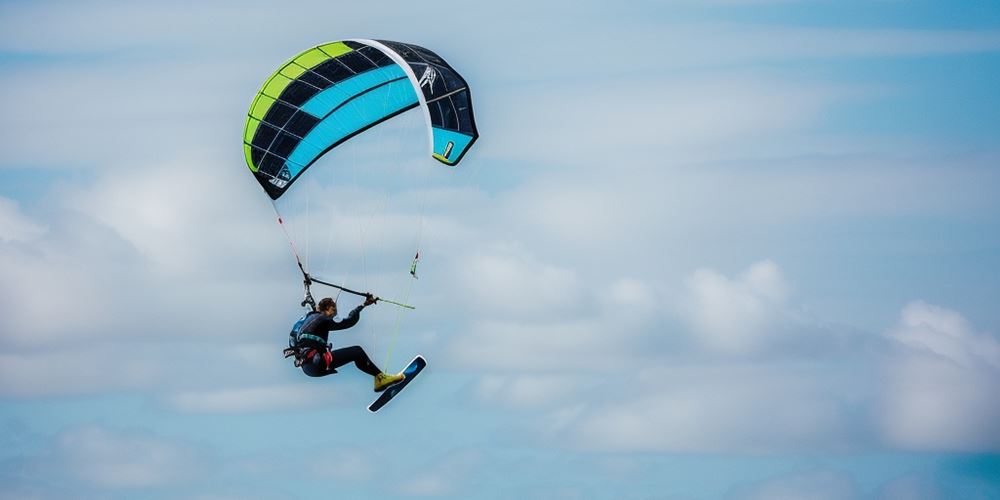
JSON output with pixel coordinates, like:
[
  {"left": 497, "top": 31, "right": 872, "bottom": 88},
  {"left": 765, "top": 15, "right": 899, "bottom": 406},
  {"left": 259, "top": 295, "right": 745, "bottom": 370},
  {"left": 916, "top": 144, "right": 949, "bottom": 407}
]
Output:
[{"left": 273, "top": 205, "right": 415, "bottom": 311}]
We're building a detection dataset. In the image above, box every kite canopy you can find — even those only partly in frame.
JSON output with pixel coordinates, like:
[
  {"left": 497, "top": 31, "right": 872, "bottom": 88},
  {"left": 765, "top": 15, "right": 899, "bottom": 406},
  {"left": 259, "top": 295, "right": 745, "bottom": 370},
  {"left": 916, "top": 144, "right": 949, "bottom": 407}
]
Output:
[{"left": 243, "top": 39, "right": 478, "bottom": 200}]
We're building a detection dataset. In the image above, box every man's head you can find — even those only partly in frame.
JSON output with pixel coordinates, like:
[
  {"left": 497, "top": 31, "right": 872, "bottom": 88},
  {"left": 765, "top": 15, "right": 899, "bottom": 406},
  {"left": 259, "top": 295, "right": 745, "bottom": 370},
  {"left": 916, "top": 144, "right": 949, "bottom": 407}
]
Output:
[{"left": 318, "top": 297, "right": 337, "bottom": 316}]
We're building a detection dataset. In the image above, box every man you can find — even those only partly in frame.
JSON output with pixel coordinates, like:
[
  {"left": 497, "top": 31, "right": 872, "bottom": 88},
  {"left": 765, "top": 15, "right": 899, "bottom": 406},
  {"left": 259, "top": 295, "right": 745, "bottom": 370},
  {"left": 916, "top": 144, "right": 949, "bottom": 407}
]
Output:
[{"left": 288, "top": 294, "right": 404, "bottom": 392}]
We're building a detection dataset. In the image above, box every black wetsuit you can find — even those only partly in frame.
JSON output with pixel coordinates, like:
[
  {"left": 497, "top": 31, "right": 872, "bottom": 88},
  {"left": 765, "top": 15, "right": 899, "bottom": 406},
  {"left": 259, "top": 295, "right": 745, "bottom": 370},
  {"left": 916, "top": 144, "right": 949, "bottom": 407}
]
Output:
[{"left": 295, "top": 305, "right": 382, "bottom": 378}]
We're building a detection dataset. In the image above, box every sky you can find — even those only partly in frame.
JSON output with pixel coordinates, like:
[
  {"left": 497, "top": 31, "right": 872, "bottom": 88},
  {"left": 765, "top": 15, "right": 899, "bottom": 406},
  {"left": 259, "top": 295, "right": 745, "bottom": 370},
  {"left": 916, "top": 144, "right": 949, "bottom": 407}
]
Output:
[{"left": 1, "top": 0, "right": 1000, "bottom": 498}]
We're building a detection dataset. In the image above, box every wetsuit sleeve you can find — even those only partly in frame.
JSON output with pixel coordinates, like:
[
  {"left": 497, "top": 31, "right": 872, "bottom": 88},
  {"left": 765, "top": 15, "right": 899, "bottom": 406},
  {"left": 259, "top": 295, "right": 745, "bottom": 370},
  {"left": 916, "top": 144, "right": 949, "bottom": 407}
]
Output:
[{"left": 329, "top": 305, "right": 365, "bottom": 332}]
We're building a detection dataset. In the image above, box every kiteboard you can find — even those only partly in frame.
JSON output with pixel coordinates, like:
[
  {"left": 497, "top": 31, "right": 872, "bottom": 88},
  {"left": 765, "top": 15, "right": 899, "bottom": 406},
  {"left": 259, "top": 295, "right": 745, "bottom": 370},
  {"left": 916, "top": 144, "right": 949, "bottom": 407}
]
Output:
[{"left": 368, "top": 355, "right": 426, "bottom": 413}]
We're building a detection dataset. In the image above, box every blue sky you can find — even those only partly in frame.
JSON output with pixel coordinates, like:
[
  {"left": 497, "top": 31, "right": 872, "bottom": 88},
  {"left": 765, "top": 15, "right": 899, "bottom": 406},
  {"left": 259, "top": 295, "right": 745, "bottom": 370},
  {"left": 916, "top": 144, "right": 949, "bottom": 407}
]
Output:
[{"left": 2, "top": 0, "right": 1000, "bottom": 498}]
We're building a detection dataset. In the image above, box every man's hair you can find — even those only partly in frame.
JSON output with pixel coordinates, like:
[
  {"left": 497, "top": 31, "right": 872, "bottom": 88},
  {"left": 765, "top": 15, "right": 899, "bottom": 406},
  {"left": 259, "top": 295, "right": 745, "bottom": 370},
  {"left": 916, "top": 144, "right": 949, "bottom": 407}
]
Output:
[{"left": 318, "top": 297, "right": 336, "bottom": 312}]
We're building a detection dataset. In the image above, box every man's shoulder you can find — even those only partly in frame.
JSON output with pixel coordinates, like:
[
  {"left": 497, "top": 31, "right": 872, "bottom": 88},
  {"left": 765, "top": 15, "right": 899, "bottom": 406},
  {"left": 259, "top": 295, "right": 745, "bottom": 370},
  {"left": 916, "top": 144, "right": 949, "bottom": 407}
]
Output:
[{"left": 295, "top": 311, "right": 325, "bottom": 329}]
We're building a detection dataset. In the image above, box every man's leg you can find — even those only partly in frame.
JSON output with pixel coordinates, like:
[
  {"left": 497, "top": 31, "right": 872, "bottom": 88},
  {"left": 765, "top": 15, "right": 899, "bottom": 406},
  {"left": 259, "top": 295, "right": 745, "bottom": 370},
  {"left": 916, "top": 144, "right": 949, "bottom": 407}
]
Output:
[{"left": 329, "top": 345, "right": 382, "bottom": 377}]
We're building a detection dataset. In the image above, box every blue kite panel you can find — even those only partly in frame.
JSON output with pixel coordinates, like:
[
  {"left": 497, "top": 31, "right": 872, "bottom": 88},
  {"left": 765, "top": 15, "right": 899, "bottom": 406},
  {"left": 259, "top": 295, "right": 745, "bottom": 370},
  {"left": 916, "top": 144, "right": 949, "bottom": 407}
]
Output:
[
  {"left": 432, "top": 127, "right": 475, "bottom": 163},
  {"left": 286, "top": 78, "right": 419, "bottom": 177},
  {"left": 300, "top": 65, "right": 409, "bottom": 118}
]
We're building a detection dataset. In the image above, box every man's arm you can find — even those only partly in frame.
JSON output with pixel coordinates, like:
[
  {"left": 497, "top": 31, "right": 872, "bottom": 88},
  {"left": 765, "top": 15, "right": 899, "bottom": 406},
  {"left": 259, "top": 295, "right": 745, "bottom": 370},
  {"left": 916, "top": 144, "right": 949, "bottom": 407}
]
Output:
[{"left": 329, "top": 305, "right": 365, "bottom": 331}]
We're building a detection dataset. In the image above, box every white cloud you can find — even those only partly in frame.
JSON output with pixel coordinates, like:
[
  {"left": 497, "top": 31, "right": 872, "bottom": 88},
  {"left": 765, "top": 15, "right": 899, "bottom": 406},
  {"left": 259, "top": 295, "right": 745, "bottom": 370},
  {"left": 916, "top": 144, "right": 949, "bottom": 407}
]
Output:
[
  {"left": 606, "top": 278, "right": 659, "bottom": 311},
  {"left": 474, "top": 373, "right": 584, "bottom": 411},
  {"left": 498, "top": 179, "right": 639, "bottom": 249},
  {"left": 0, "top": 157, "right": 305, "bottom": 352},
  {"left": 444, "top": 271, "right": 663, "bottom": 375},
  {"left": 491, "top": 156, "right": 1000, "bottom": 275},
  {"left": 0, "top": 209, "right": 143, "bottom": 346},
  {"left": 488, "top": 73, "right": 841, "bottom": 167},
  {"left": 0, "top": 197, "right": 46, "bottom": 243},
  {"left": 449, "top": 244, "right": 586, "bottom": 320},
  {"left": 0, "top": 347, "right": 159, "bottom": 397},
  {"left": 449, "top": 261, "right": 893, "bottom": 454},
  {"left": 0, "top": 58, "right": 247, "bottom": 168},
  {"left": 392, "top": 448, "right": 484, "bottom": 497},
  {"left": 448, "top": 318, "right": 614, "bottom": 372},
  {"left": 54, "top": 424, "right": 208, "bottom": 488},
  {"left": 888, "top": 301, "right": 1000, "bottom": 369},
  {"left": 165, "top": 384, "right": 342, "bottom": 414},
  {"left": 568, "top": 363, "right": 862, "bottom": 453},
  {"left": 0, "top": 0, "right": 435, "bottom": 55},
  {"left": 0, "top": 226, "right": 288, "bottom": 350},
  {"left": 877, "top": 301, "right": 1000, "bottom": 452},
  {"left": 303, "top": 450, "right": 377, "bottom": 482},
  {"left": 680, "top": 260, "right": 791, "bottom": 355},
  {"left": 62, "top": 159, "right": 283, "bottom": 279},
  {"left": 0, "top": 339, "right": 300, "bottom": 399}
]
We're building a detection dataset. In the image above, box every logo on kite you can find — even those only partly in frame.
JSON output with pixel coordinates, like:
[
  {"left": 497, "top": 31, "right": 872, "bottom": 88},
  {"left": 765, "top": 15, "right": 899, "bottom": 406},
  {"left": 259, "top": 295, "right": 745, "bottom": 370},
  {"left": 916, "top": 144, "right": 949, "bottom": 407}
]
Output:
[
  {"left": 268, "top": 166, "right": 291, "bottom": 188},
  {"left": 418, "top": 66, "right": 437, "bottom": 92}
]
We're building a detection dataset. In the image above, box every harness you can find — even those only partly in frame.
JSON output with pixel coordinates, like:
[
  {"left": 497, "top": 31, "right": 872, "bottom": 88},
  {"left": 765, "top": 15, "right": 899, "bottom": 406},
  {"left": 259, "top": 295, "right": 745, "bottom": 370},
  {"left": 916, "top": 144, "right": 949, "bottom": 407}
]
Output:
[
  {"left": 282, "top": 312, "right": 336, "bottom": 371},
  {"left": 282, "top": 346, "right": 335, "bottom": 370}
]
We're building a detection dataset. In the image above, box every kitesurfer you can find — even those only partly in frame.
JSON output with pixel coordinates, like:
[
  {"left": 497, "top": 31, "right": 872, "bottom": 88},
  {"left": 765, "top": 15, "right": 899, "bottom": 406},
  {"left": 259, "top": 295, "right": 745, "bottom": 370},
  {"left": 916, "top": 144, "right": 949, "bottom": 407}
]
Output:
[{"left": 287, "top": 294, "right": 405, "bottom": 392}]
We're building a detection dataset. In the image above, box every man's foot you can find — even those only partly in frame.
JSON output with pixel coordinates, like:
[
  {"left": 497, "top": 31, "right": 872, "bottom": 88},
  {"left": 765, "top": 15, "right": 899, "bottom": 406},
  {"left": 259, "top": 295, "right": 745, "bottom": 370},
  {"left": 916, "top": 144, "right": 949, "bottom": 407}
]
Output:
[{"left": 374, "top": 372, "right": 405, "bottom": 392}]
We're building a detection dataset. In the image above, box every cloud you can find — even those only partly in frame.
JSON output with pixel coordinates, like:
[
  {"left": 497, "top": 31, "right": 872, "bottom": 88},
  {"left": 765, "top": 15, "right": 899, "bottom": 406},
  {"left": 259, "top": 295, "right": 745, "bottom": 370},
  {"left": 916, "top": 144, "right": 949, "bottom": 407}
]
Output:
[
  {"left": 680, "top": 260, "right": 790, "bottom": 355},
  {"left": 448, "top": 274, "right": 664, "bottom": 408},
  {"left": 474, "top": 373, "right": 584, "bottom": 411},
  {"left": 496, "top": 273, "right": 1000, "bottom": 457},
  {"left": 444, "top": 244, "right": 662, "bottom": 372},
  {"left": 497, "top": 178, "right": 642, "bottom": 249},
  {"left": 301, "top": 449, "right": 378, "bottom": 483},
  {"left": 164, "top": 384, "right": 343, "bottom": 414},
  {"left": 487, "top": 73, "right": 842, "bottom": 167},
  {"left": 0, "top": 339, "right": 299, "bottom": 398},
  {"left": 446, "top": 260, "right": 935, "bottom": 455},
  {"left": 478, "top": 156, "right": 1000, "bottom": 309},
  {"left": 392, "top": 448, "right": 484, "bottom": 497},
  {"left": 446, "top": 261, "right": 884, "bottom": 454},
  {"left": 0, "top": 207, "right": 145, "bottom": 347},
  {"left": 0, "top": 347, "right": 159, "bottom": 397},
  {"left": 448, "top": 318, "right": 618, "bottom": 373},
  {"left": 0, "top": 57, "right": 249, "bottom": 168},
  {"left": 567, "top": 362, "right": 865, "bottom": 453},
  {"left": 62, "top": 159, "right": 283, "bottom": 280},
  {"left": 888, "top": 301, "right": 1000, "bottom": 369},
  {"left": 662, "top": 25, "right": 1000, "bottom": 68},
  {"left": 0, "top": 197, "right": 46, "bottom": 243},
  {"left": 449, "top": 244, "right": 586, "bottom": 321},
  {"left": 0, "top": 0, "right": 438, "bottom": 56},
  {"left": 53, "top": 424, "right": 209, "bottom": 489},
  {"left": 0, "top": 157, "right": 304, "bottom": 352},
  {"left": 877, "top": 301, "right": 1000, "bottom": 452}
]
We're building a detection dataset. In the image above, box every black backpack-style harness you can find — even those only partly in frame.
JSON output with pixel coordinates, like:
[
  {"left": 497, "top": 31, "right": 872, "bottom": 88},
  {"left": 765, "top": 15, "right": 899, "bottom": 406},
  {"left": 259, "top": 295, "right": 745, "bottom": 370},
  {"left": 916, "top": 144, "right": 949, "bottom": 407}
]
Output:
[{"left": 282, "top": 312, "right": 335, "bottom": 370}]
